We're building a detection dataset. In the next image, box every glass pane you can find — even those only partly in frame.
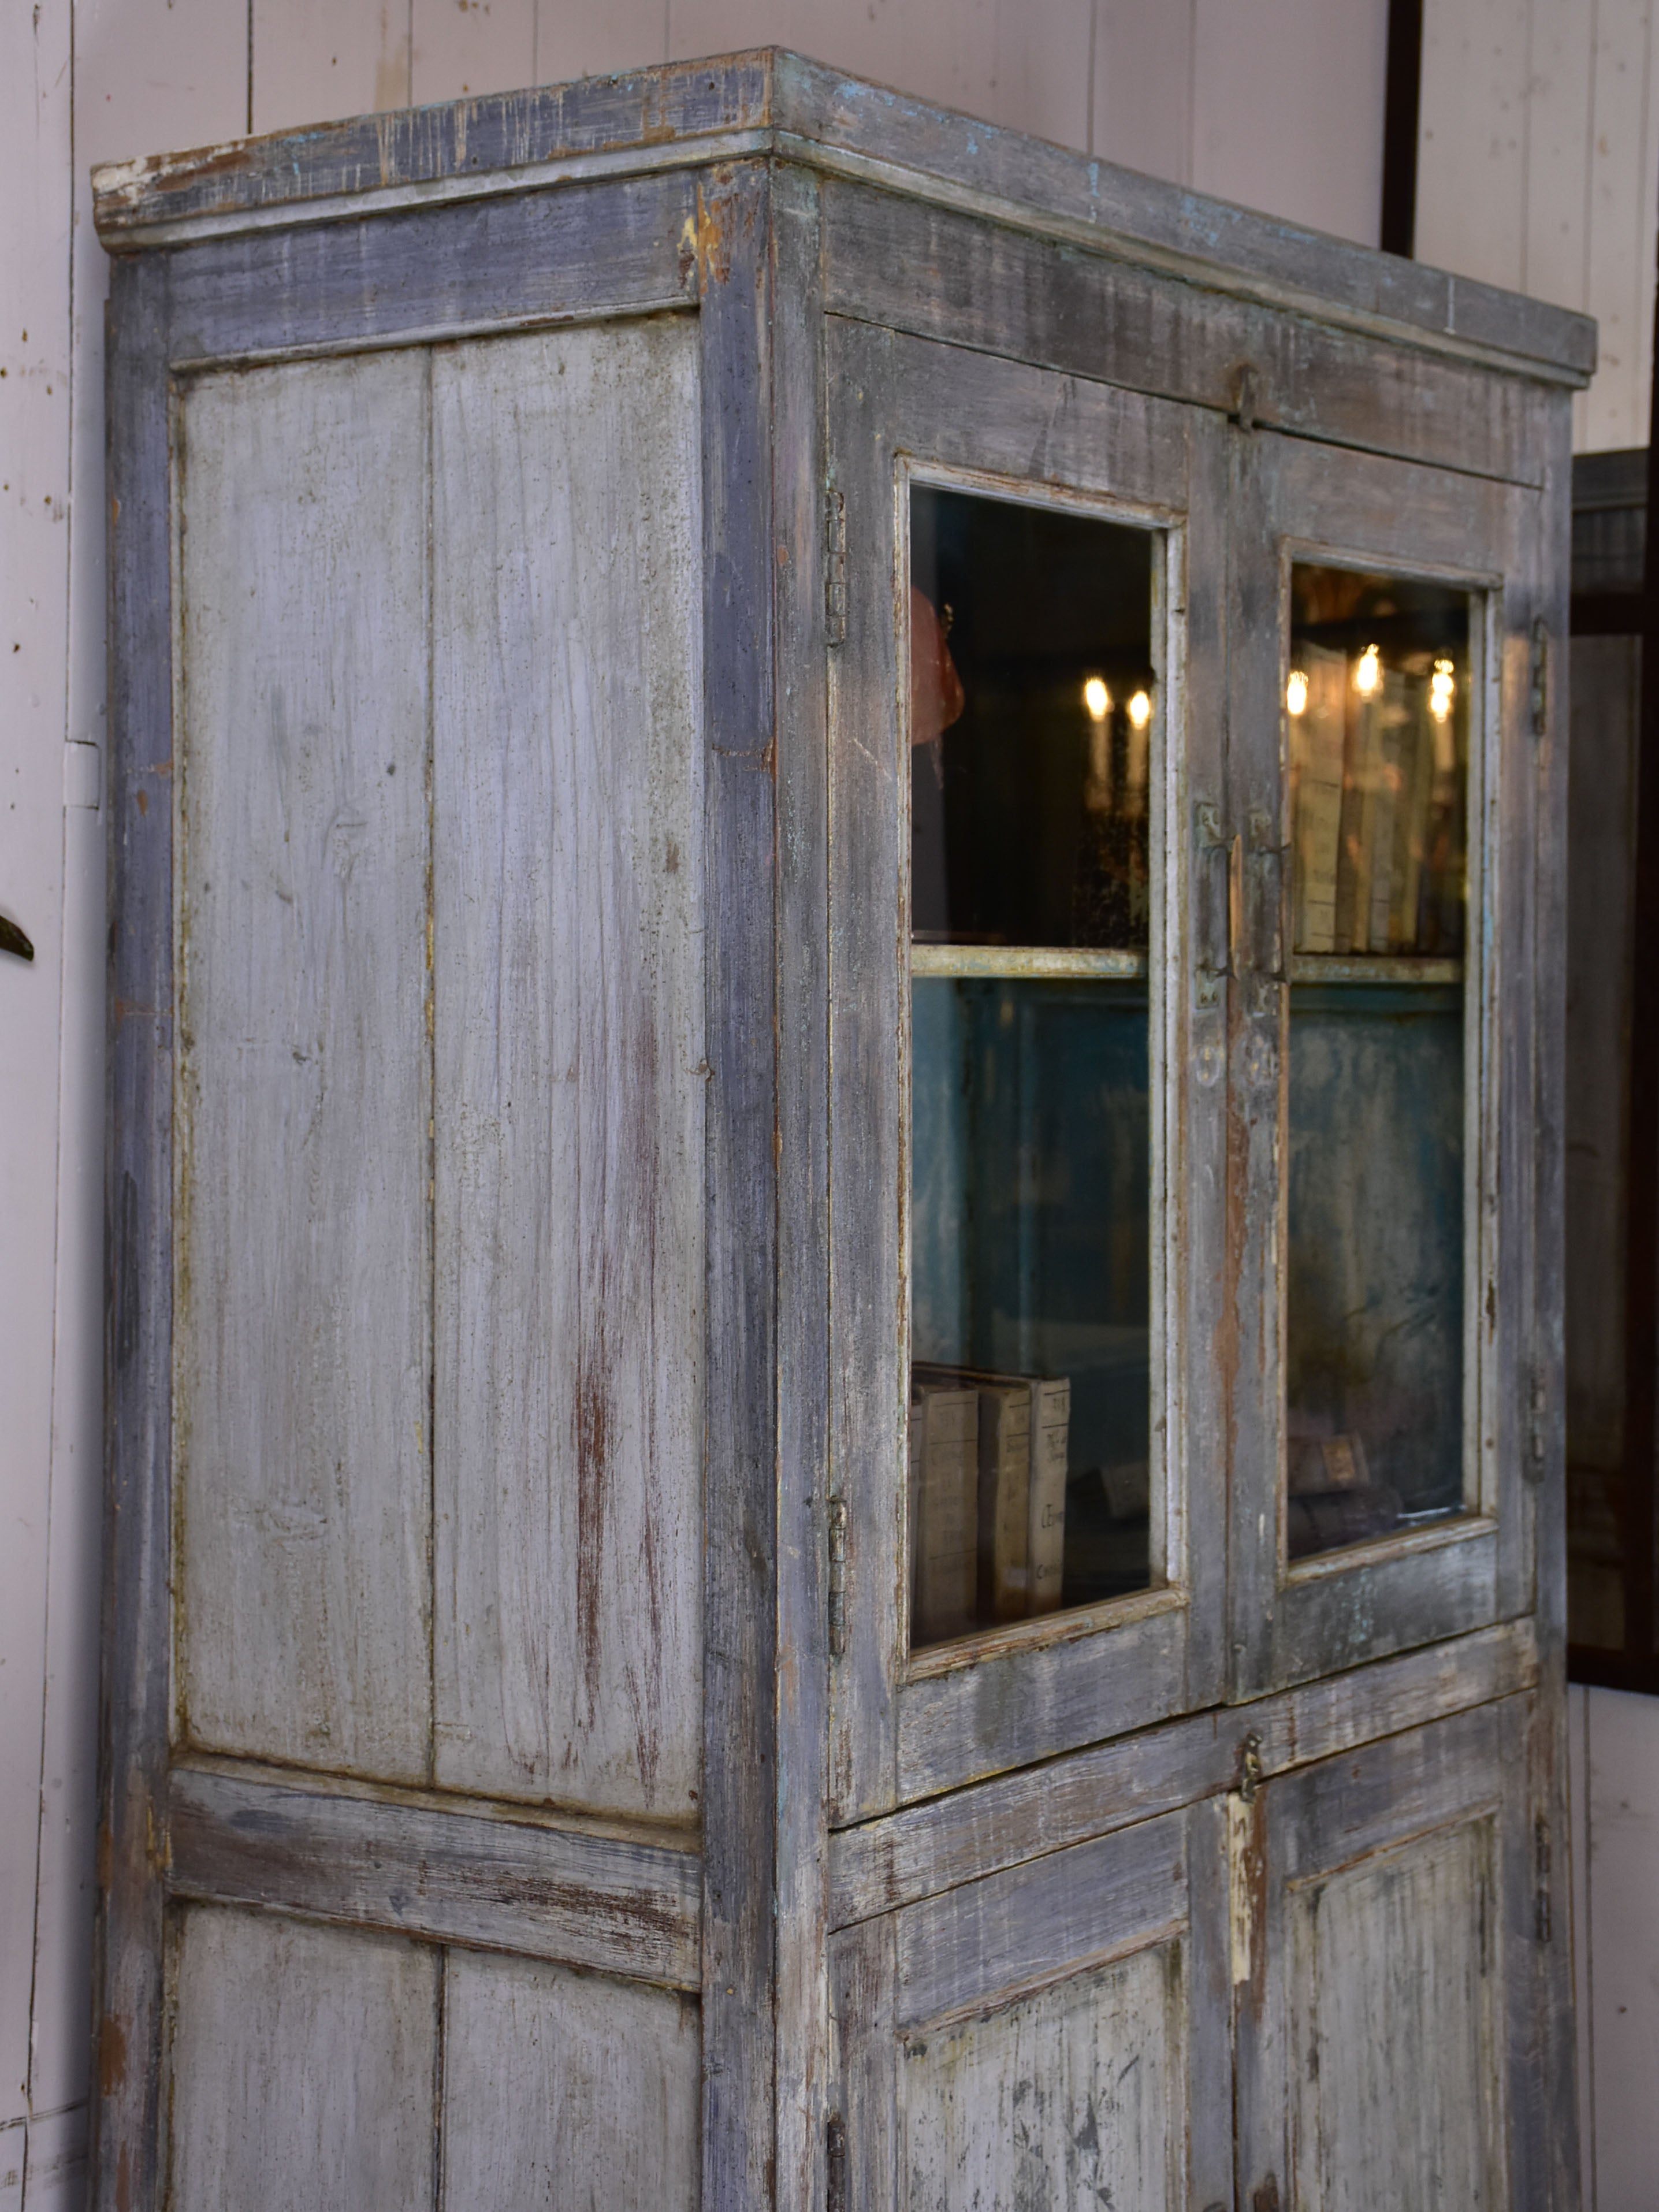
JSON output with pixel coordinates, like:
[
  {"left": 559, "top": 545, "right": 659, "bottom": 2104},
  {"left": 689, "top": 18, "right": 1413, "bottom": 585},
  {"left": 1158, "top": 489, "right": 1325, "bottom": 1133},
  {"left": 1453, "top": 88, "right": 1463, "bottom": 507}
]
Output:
[
  {"left": 907, "top": 486, "right": 1157, "bottom": 1651},
  {"left": 1285, "top": 566, "right": 1471, "bottom": 1562}
]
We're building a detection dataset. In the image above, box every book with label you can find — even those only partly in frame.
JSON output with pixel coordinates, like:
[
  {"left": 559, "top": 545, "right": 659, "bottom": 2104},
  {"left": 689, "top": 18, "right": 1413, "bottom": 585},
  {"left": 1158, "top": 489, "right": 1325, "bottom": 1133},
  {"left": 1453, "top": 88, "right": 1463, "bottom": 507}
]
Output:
[
  {"left": 907, "top": 1380, "right": 979, "bottom": 1646},
  {"left": 915, "top": 1363, "right": 1070, "bottom": 1623}
]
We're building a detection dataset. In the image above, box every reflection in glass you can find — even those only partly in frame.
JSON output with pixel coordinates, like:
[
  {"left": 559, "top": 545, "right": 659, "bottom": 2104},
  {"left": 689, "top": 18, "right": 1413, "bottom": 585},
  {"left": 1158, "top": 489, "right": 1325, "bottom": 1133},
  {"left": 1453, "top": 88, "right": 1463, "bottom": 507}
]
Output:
[
  {"left": 1285, "top": 567, "right": 1470, "bottom": 1560},
  {"left": 907, "top": 487, "right": 1156, "bottom": 1650}
]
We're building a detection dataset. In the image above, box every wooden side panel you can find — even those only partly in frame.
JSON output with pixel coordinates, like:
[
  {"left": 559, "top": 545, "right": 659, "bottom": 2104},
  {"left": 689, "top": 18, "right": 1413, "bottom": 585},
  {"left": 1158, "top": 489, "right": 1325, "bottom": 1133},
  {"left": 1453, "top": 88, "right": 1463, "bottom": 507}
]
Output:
[
  {"left": 166, "top": 1906, "right": 438, "bottom": 2211},
  {"left": 1286, "top": 1817, "right": 1505, "bottom": 2210},
  {"left": 430, "top": 317, "right": 705, "bottom": 1821},
  {"left": 441, "top": 1951, "right": 700, "bottom": 2210},
  {"left": 899, "top": 1946, "right": 1182, "bottom": 2210},
  {"left": 174, "top": 351, "right": 433, "bottom": 1781}
]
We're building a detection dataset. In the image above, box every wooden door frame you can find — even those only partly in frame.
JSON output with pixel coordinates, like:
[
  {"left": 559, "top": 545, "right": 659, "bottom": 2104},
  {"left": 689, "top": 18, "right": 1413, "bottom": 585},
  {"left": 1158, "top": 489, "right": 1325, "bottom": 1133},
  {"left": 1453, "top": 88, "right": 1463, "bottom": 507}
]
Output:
[
  {"left": 823, "top": 311, "right": 1231, "bottom": 1824},
  {"left": 1223, "top": 429, "right": 1555, "bottom": 1701}
]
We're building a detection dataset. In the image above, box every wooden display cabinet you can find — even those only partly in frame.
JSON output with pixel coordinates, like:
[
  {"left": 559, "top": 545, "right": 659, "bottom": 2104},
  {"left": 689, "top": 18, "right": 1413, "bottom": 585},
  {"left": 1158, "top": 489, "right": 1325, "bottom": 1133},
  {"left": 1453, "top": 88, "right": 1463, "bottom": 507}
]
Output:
[{"left": 93, "top": 50, "right": 1590, "bottom": 2210}]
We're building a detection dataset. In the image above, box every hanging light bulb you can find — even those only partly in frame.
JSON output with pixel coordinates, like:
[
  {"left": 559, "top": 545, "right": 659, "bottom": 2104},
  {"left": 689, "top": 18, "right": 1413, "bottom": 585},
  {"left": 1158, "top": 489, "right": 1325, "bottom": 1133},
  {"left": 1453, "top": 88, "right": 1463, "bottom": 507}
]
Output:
[
  {"left": 1083, "top": 676, "right": 1111, "bottom": 722},
  {"left": 1285, "top": 668, "right": 1309, "bottom": 717},
  {"left": 1429, "top": 657, "right": 1456, "bottom": 723},
  {"left": 1355, "top": 643, "right": 1381, "bottom": 697},
  {"left": 1127, "top": 689, "right": 1152, "bottom": 730}
]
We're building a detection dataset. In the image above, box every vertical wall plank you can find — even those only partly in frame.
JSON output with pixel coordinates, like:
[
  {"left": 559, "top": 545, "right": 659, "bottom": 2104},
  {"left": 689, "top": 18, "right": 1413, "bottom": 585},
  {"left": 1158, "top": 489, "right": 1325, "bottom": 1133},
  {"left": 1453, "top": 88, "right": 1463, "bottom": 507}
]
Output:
[
  {"left": 1092, "top": 0, "right": 1194, "bottom": 180},
  {"left": 1567, "top": 1685, "right": 1595, "bottom": 2212},
  {"left": 697, "top": 159, "right": 779, "bottom": 2212},
  {"left": 167, "top": 1909, "right": 438, "bottom": 2211},
  {"left": 411, "top": 0, "right": 535, "bottom": 103},
  {"left": 1584, "top": 1685, "right": 1659, "bottom": 2201},
  {"left": 62, "top": 0, "right": 243, "bottom": 2117},
  {"left": 667, "top": 0, "right": 1096, "bottom": 151},
  {"left": 430, "top": 319, "right": 705, "bottom": 1821},
  {"left": 1524, "top": 0, "right": 1595, "bottom": 310},
  {"left": 0, "top": 0, "right": 72, "bottom": 2139},
  {"left": 1417, "top": 0, "right": 1531, "bottom": 291},
  {"left": 252, "top": 0, "right": 412, "bottom": 132},
  {"left": 1583, "top": 0, "right": 1656, "bottom": 451},
  {"left": 175, "top": 351, "right": 433, "bottom": 1782},
  {"left": 1192, "top": 0, "right": 1389, "bottom": 246},
  {"left": 441, "top": 1953, "right": 699, "bottom": 2206}
]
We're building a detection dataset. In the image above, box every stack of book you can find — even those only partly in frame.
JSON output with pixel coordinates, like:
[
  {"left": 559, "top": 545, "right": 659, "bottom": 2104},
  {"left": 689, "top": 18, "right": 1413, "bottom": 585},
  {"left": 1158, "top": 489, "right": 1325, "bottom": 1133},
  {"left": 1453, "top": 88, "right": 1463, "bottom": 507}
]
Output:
[
  {"left": 1285, "top": 1429, "right": 1403, "bottom": 1559},
  {"left": 910, "top": 1364, "right": 1070, "bottom": 1643}
]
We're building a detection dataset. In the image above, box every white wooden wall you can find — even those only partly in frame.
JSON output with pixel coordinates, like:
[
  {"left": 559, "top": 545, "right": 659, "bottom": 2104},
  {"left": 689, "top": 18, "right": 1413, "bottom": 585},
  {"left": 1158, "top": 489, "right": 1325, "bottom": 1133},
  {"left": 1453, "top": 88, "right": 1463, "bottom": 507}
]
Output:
[
  {"left": 2, "top": 0, "right": 1653, "bottom": 2207},
  {"left": 1420, "top": 0, "right": 1659, "bottom": 450}
]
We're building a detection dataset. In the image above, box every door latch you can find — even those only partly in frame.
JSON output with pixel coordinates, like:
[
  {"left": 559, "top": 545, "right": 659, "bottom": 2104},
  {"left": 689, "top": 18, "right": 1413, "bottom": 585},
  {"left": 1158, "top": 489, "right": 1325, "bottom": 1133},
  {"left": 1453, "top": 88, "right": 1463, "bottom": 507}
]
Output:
[
  {"left": 1194, "top": 802, "right": 1230, "bottom": 1008},
  {"left": 827, "top": 1498, "right": 849, "bottom": 1657}
]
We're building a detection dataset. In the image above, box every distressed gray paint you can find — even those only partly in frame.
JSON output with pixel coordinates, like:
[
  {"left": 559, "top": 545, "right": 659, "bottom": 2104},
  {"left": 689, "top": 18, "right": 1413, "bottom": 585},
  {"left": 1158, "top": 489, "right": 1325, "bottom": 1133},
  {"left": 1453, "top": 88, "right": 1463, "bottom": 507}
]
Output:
[
  {"left": 174, "top": 351, "right": 434, "bottom": 1780},
  {"left": 430, "top": 318, "right": 705, "bottom": 1821}
]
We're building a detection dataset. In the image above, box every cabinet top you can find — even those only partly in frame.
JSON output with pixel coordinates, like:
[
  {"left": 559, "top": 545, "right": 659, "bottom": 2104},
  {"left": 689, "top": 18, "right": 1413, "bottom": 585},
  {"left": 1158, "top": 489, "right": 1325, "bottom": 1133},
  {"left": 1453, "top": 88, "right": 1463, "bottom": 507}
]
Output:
[{"left": 92, "top": 46, "right": 1594, "bottom": 386}]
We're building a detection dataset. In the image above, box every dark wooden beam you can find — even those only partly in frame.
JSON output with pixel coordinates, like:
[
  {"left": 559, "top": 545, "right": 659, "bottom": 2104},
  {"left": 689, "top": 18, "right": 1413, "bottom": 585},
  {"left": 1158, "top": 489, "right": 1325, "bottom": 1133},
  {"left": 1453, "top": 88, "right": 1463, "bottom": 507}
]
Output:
[
  {"left": 1616, "top": 260, "right": 1659, "bottom": 1681},
  {"left": 1381, "top": 0, "right": 1424, "bottom": 256}
]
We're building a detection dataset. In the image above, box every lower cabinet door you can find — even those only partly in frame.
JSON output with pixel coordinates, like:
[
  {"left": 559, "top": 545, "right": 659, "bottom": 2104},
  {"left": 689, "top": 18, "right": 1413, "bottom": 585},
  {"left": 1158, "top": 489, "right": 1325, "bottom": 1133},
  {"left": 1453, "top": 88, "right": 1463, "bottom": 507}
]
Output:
[
  {"left": 1232, "top": 1696, "right": 1542, "bottom": 2212},
  {"left": 830, "top": 1800, "right": 1233, "bottom": 2211}
]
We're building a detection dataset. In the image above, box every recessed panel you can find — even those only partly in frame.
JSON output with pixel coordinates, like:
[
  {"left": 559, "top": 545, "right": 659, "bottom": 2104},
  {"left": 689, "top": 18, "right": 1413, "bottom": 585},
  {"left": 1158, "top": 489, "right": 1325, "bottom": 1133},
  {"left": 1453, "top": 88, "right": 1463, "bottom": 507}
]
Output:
[
  {"left": 430, "top": 318, "right": 705, "bottom": 1818},
  {"left": 166, "top": 1907, "right": 438, "bottom": 2212},
  {"left": 174, "top": 352, "right": 433, "bottom": 1778},
  {"left": 442, "top": 1952, "right": 700, "bottom": 2211},
  {"left": 901, "top": 1944, "right": 1182, "bottom": 2210},
  {"left": 1289, "top": 1819, "right": 1505, "bottom": 2209}
]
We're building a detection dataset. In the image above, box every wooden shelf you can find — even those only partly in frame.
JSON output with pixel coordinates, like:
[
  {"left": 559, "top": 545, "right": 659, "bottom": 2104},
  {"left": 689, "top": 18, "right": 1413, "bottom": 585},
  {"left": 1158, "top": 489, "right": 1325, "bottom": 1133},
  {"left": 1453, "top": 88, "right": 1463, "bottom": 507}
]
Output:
[
  {"left": 911, "top": 943, "right": 1148, "bottom": 980},
  {"left": 1288, "top": 954, "right": 1463, "bottom": 986}
]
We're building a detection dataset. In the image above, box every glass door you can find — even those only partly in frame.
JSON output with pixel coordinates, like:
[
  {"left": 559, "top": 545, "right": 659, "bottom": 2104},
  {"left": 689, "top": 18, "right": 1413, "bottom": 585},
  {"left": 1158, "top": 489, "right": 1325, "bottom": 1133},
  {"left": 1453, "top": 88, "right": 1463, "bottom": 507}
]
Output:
[
  {"left": 825, "top": 317, "right": 1229, "bottom": 1822},
  {"left": 1226, "top": 430, "right": 1543, "bottom": 1697}
]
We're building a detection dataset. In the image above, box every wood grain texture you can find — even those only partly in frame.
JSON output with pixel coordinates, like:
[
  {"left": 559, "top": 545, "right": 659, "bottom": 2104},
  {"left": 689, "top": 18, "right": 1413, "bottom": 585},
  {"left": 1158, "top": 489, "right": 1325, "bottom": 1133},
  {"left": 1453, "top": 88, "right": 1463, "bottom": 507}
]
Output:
[
  {"left": 892, "top": 1808, "right": 1188, "bottom": 2028},
  {"left": 174, "top": 350, "right": 433, "bottom": 1780},
  {"left": 831, "top": 1617, "right": 1539, "bottom": 1928},
  {"left": 430, "top": 318, "right": 705, "bottom": 1821},
  {"left": 441, "top": 1950, "right": 700, "bottom": 2208},
  {"left": 768, "top": 158, "right": 834, "bottom": 2212},
  {"left": 94, "top": 247, "right": 176, "bottom": 2212},
  {"left": 168, "top": 1763, "right": 702, "bottom": 1986},
  {"left": 165, "top": 1906, "right": 438, "bottom": 2211},
  {"left": 163, "top": 173, "right": 700, "bottom": 367},
  {"left": 821, "top": 178, "right": 1557, "bottom": 492},
  {"left": 696, "top": 160, "right": 779, "bottom": 2212}
]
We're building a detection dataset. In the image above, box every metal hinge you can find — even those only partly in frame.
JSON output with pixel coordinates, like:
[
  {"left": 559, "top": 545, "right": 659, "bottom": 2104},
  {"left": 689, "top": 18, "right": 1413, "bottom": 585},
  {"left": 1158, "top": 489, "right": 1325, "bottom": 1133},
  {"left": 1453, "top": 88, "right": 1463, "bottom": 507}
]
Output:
[
  {"left": 825, "top": 487, "right": 847, "bottom": 645},
  {"left": 827, "top": 2111, "right": 847, "bottom": 2212},
  {"left": 1525, "top": 1367, "right": 1548, "bottom": 1486},
  {"left": 828, "top": 1498, "right": 849, "bottom": 1657},
  {"left": 1535, "top": 1816, "right": 1553, "bottom": 1943},
  {"left": 1530, "top": 615, "right": 1549, "bottom": 741}
]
